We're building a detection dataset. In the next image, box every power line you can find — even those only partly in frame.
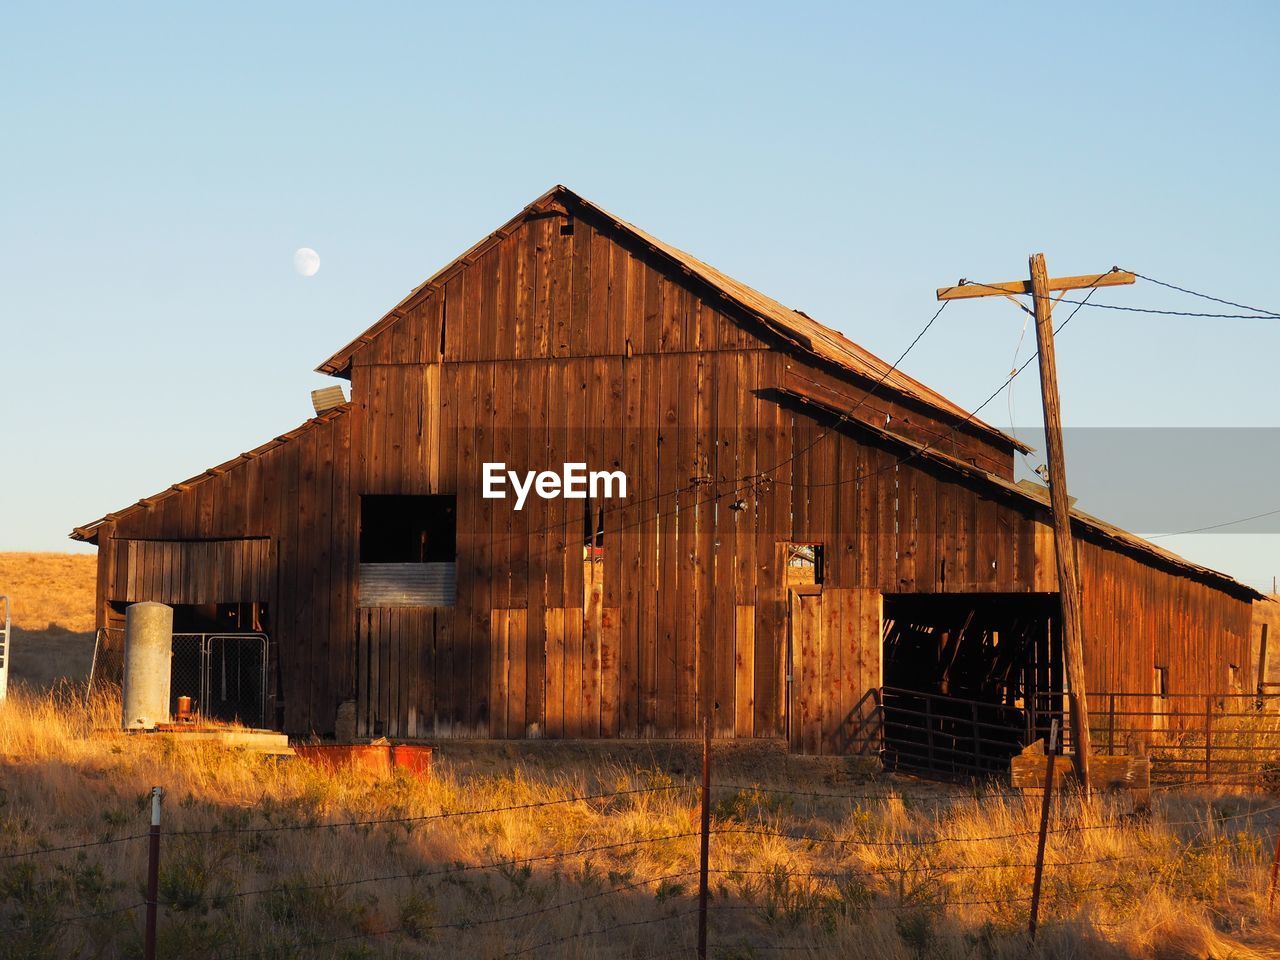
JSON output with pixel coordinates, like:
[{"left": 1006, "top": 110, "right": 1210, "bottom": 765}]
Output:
[
  {"left": 772, "top": 280, "right": 1100, "bottom": 491},
  {"left": 1146, "top": 505, "right": 1280, "bottom": 539},
  {"left": 955, "top": 274, "right": 1278, "bottom": 318},
  {"left": 1125, "top": 268, "right": 1280, "bottom": 318},
  {"left": 1049, "top": 298, "right": 1276, "bottom": 319},
  {"left": 735, "top": 299, "right": 952, "bottom": 493}
]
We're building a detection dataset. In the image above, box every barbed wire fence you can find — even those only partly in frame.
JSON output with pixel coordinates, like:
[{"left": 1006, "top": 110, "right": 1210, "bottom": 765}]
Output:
[{"left": 5, "top": 724, "right": 1280, "bottom": 959}]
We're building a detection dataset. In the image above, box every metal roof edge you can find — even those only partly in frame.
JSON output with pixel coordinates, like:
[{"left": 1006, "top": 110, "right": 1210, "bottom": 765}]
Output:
[{"left": 68, "top": 404, "right": 352, "bottom": 544}]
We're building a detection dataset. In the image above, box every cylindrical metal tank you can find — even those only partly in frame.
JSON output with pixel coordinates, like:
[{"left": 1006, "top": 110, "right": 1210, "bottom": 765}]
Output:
[{"left": 122, "top": 602, "right": 173, "bottom": 730}]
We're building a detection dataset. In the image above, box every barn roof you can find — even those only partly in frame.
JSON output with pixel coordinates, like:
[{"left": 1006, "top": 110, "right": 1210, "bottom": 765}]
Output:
[
  {"left": 71, "top": 187, "right": 1262, "bottom": 601},
  {"left": 68, "top": 404, "right": 351, "bottom": 544},
  {"left": 778, "top": 384, "right": 1266, "bottom": 601},
  {"left": 315, "top": 185, "right": 1030, "bottom": 455}
]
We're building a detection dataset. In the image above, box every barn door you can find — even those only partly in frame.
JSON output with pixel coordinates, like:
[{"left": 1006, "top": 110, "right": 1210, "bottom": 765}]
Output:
[{"left": 787, "top": 587, "right": 883, "bottom": 756}]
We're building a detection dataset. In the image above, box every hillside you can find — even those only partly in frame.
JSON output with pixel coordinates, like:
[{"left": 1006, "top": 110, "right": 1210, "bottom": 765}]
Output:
[
  {"left": 0, "top": 552, "right": 98, "bottom": 688},
  {"left": 0, "top": 551, "right": 96, "bottom": 631}
]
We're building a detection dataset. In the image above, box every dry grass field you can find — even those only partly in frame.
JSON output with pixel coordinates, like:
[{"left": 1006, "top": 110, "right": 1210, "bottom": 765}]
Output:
[
  {"left": 3, "top": 687, "right": 1280, "bottom": 960},
  {"left": 2, "top": 557, "right": 1278, "bottom": 957},
  {"left": 0, "top": 552, "right": 96, "bottom": 632},
  {"left": 0, "top": 552, "right": 97, "bottom": 689}
]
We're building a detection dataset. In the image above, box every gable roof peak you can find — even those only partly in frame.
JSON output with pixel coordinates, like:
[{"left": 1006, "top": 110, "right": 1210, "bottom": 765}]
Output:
[{"left": 314, "top": 185, "right": 1024, "bottom": 453}]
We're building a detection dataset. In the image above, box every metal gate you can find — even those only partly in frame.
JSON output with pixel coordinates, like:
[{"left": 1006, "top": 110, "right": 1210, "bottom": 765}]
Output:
[
  {"left": 879, "top": 686, "right": 1040, "bottom": 779},
  {"left": 170, "top": 633, "right": 269, "bottom": 728},
  {"left": 89, "top": 629, "right": 269, "bottom": 728}
]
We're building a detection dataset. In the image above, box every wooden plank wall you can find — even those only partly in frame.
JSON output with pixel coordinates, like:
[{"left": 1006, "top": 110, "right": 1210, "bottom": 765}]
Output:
[
  {"left": 342, "top": 209, "right": 1079, "bottom": 743},
  {"left": 355, "top": 606, "right": 449, "bottom": 738},
  {"left": 102, "top": 409, "right": 356, "bottom": 737},
  {"left": 788, "top": 587, "right": 883, "bottom": 756},
  {"left": 112, "top": 538, "right": 272, "bottom": 604},
  {"left": 97, "top": 202, "right": 1259, "bottom": 745},
  {"left": 1253, "top": 598, "right": 1280, "bottom": 695},
  {"left": 1077, "top": 536, "right": 1254, "bottom": 701},
  {"left": 347, "top": 352, "right": 1059, "bottom": 740}
]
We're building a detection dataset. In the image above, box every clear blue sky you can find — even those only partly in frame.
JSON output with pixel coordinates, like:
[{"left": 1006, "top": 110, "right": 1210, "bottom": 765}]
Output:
[{"left": 3, "top": 2, "right": 1276, "bottom": 590}]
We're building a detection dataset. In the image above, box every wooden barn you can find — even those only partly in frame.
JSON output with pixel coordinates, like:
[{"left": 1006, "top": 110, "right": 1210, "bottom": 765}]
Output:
[{"left": 72, "top": 186, "right": 1268, "bottom": 769}]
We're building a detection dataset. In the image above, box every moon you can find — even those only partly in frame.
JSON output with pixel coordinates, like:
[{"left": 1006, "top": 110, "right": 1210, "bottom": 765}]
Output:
[{"left": 293, "top": 247, "right": 320, "bottom": 277}]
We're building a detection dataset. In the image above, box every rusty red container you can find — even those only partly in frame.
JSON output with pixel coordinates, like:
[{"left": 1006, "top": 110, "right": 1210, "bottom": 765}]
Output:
[
  {"left": 391, "top": 744, "right": 433, "bottom": 778},
  {"left": 293, "top": 743, "right": 393, "bottom": 776},
  {"left": 293, "top": 742, "right": 432, "bottom": 780}
]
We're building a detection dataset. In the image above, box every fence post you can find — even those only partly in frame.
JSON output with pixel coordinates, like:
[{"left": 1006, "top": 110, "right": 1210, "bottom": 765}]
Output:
[
  {"left": 1028, "top": 720, "right": 1058, "bottom": 941},
  {"left": 1204, "top": 694, "right": 1213, "bottom": 783},
  {"left": 144, "top": 785, "right": 163, "bottom": 960},
  {"left": 697, "top": 715, "right": 711, "bottom": 960}
]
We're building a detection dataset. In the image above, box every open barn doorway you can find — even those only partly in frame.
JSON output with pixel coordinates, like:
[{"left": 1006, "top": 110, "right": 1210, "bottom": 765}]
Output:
[{"left": 880, "top": 593, "right": 1062, "bottom": 778}]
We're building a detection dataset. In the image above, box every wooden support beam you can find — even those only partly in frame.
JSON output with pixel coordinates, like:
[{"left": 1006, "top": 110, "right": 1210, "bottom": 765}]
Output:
[{"left": 937, "top": 270, "right": 1134, "bottom": 301}]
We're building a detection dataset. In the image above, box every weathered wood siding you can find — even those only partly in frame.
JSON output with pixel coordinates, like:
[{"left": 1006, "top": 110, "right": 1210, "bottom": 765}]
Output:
[
  {"left": 788, "top": 587, "right": 883, "bottom": 756},
  {"left": 1077, "top": 536, "right": 1254, "bottom": 698},
  {"left": 92, "top": 202, "right": 1258, "bottom": 742},
  {"left": 112, "top": 538, "right": 272, "bottom": 604},
  {"left": 349, "top": 210, "right": 1017, "bottom": 478},
  {"left": 101, "top": 408, "right": 355, "bottom": 736}
]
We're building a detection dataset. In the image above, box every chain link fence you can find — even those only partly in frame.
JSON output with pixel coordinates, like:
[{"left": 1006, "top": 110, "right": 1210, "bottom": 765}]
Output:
[{"left": 89, "top": 629, "right": 268, "bottom": 728}]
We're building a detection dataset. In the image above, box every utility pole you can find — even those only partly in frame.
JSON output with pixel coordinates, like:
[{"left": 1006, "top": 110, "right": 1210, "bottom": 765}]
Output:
[{"left": 938, "top": 259, "right": 1134, "bottom": 794}]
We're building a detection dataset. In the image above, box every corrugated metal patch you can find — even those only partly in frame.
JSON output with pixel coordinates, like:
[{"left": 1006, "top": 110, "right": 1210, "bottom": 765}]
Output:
[{"left": 358, "top": 563, "right": 456, "bottom": 607}]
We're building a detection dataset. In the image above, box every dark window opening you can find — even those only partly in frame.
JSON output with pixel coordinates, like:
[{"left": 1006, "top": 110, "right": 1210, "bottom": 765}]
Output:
[
  {"left": 784, "top": 542, "right": 823, "bottom": 586},
  {"left": 107, "top": 600, "right": 269, "bottom": 635},
  {"left": 360, "top": 495, "right": 456, "bottom": 563},
  {"left": 582, "top": 502, "right": 604, "bottom": 612},
  {"left": 1155, "top": 666, "right": 1168, "bottom": 699},
  {"left": 560, "top": 217, "right": 575, "bottom": 236},
  {"left": 582, "top": 503, "right": 605, "bottom": 557},
  {"left": 359, "top": 496, "right": 457, "bottom": 607}
]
